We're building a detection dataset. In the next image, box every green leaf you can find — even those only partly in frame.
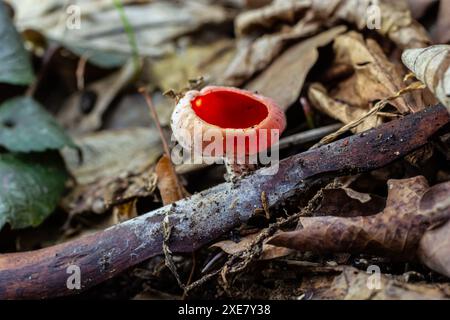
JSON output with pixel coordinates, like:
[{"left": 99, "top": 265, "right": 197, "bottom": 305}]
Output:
[
  {"left": 0, "top": 152, "right": 68, "bottom": 229},
  {"left": 0, "top": 2, "right": 34, "bottom": 85},
  {"left": 0, "top": 96, "right": 75, "bottom": 152}
]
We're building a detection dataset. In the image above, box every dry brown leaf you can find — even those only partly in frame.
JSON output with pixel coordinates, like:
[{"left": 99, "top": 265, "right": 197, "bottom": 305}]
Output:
[
  {"left": 61, "top": 128, "right": 161, "bottom": 215},
  {"left": 406, "top": 0, "right": 437, "bottom": 19},
  {"left": 269, "top": 176, "right": 450, "bottom": 260},
  {"left": 236, "top": 0, "right": 430, "bottom": 49},
  {"left": 62, "top": 128, "right": 161, "bottom": 184},
  {"left": 434, "top": 0, "right": 450, "bottom": 44},
  {"left": 235, "top": 0, "right": 310, "bottom": 35},
  {"left": 62, "top": 169, "right": 157, "bottom": 215},
  {"left": 149, "top": 39, "right": 235, "bottom": 92},
  {"left": 332, "top": 31, "right": 420, "bottom": 113},
  {"left": 223, "top": 12, "right": 321, "bottom": 86},
  {"left": 419, "top": 220, "right": 450, "bottom": 278},
  {"left": 308, "top": 83, "right": 383, "bottom": 132},
  {"left": 314, "top": 266, "right": 450, "bottom": 300},
  {"left": 155, "top": 155, "right": 188, "bottom": 205},
  {"left": 402, "top": 45, "right": 450, "bottom": 111},
  {"left": 211, "top": 231, "right": 293, "bottom": 260},
  {"left": 246, "top": 26, "right": 346, "bottom": 111},
  {"left": 418, "top": 181, "right": 450, "bottom": 278},
  {"left": 315, "top": 187, "right": 386, "bottom": 218}
]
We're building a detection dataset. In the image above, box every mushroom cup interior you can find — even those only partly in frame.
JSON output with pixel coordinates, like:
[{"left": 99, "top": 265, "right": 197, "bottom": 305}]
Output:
[{"left": 191, "top": 89, "right": 269, "bottom": 129}]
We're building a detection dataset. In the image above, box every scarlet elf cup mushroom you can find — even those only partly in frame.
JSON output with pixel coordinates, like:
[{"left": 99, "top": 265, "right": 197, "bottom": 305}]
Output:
[{"left": 171, "top": 86, "right": 286, "bottom": 180}]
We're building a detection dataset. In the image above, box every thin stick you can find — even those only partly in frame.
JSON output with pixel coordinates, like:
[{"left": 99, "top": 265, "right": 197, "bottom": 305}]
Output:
[
  {"left": 76, "top": 53, "right": 90, "bottom": 91},
  {"left": 139, "top": 88, "right": 185, "bottom": 205},
  {"left": 25, "top": 45, "right": 59, "bottom": 97}
]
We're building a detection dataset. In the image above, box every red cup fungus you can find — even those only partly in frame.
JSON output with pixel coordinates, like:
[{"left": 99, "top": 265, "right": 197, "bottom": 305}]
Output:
[{"left": 171, "top": 86, "right": 286, "bottom": 179}]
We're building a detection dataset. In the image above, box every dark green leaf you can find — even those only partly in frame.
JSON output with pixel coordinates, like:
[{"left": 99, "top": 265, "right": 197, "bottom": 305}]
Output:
[
  {"left": 0, "top": 2, "right": 34, "bottom": 85},
  {"left": 0, "top": 96, "right": 75, "bottom": 152},
  {"left": 0, "top": 152, "right": 68, "bottom": 229}
]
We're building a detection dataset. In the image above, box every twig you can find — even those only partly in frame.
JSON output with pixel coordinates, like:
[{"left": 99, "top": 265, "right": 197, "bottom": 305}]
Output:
[
  {"left": 25, "top": 45, "right": 59, "bottom": 97},
  {"left": 0, "top": 104, "right": 447, "bottom": 299},
  {"left": 277, "top": 123, "right": 341, "bottom": 150},
  {"left": 139, "top": 88, "right": 185, "bottom": 200},
  {"left": 76, "top": 53, "right": 91, "bottom": 91}
]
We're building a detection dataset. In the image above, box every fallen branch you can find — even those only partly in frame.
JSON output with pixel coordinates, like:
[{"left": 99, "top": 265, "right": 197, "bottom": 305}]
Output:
[{"left": 0, "top": 104, "right": 448, "bottom": 299}]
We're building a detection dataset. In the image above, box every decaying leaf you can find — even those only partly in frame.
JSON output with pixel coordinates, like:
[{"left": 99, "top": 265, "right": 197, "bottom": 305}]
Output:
[
  {"left": 308, "top": 83, "right": 383, "bottom": 132},
  {"left": 61, "top": 128, "right": 161, "bottom": 215},
  {"left": 149, "top": 39, "right": 235, "bottom": 92},
  {"left": 223, "top": 12, "right": 322, "bottom": 86},
  {"left": 236, "top": 0, "right": 430, "bottom": 49},
  {"left": 314, "top": 186, "right": 386, "bottom": 218},
  {"left": 211, "top": 231, "right": 293, "bottom": 260},
  {"left": 246, "top": 26, "right": 346, "bottom": 111},
  {"left": 61, "top": 127, "right": 161, "bottom": 184},
  {"left": 62, "top": 169, "right": 157, "bottom": 215},
  {"left": 331, "top": 31, "right": 420, "bottom": 113},
  {"left": 269, "top": 177, "right": 450, "bottom": 261},
  {"left": 418, "top": 181, "right": 450, "bottom": 278},
  {"left": 407, "top": 0, "right": 437, "bottom": 20},
  {"left": 308, "top": 31, "right": 433, "bottom": 133},
  {"left": 155, "top": 155, "right": 188, "bottom": 205},
  {"left": 419, "top": 220, "right": 450, "bottom": 278},
  {"left": 434, "top": 0, "right": 450, "bottom": 44},
  {"left": 402, "top": 45, "right": 450, "bottom": 111},
  {"left": 313, "top": 266, "right": 450, "bottom": 300}
]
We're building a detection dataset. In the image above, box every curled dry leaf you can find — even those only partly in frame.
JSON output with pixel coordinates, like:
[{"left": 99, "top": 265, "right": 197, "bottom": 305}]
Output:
[
  {"left": 313, "top": 266, "right": 450, "bottom": 300},
  {"left": 246, "top": 26, "right": 346, "bottom": 110},
  {"left": 309, "top": 31, "right": 432, "bottom": 133},
  {"left": 269, "top": 176, "right": 450, "bottom": 261},
  {"left": 331, "top": 31, "right": 420, "bottom": 113},
  {"left": 223, "top": 11, "right": 321, "bottom": 86},
  {"left": 211, "top": 231, "right": 293, "bottom": 260},
  {"left": 236, "top": 0, "right": 430, "bottom": 49},
  {"left": 419, "top": 220, "right": 450, "bottom": 278},
  {"left": 155, "top": 155, "right": 188, "bottom": 205},
  {"left": 418, "top": 181, "right": 450, "bottom": 278},
  {"left": 308, "top": 83, "right": 383, "bottom": 132},
  {"left": 402, "top": 45, "right": 450, "bottom": 111}
]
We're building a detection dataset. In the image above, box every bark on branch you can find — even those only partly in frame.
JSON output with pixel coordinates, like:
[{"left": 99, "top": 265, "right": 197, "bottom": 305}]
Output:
[{"left": 0, "top": 104, "right": 448, "bottom": 299}]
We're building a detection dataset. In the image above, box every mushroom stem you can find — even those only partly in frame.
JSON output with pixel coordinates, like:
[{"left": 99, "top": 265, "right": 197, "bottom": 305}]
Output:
[{"left": 223, "top": 155, "right": 258, "bottom": 181}]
